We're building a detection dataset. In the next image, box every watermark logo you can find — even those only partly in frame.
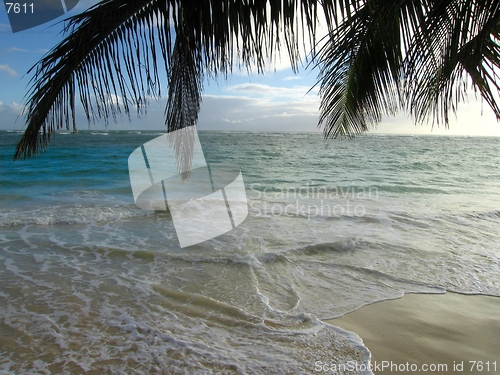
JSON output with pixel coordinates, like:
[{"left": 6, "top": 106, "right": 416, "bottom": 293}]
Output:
[
  {"left": 128, "top": 126, "right": 248, "bottom": 248},
  {"left": 3, "top": 0, "right": 79, "bottom": 33},
  {"left": 250, "top": 182, "right": 378, "bottom": 220}
]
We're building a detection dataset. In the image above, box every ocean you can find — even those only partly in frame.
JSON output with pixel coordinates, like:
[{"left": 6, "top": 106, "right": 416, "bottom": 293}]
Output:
[{"left": 0, "top": 130, "right": 499, "bottom": 374}]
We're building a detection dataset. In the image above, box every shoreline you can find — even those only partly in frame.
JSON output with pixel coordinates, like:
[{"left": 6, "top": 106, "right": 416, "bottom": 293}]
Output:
[{"left": 326, "top": 292, "right": 500, "bottom": 375}]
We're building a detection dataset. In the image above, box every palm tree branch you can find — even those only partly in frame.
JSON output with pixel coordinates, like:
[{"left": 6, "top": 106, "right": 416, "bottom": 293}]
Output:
[
  {"left": 316, "top": 0, "right": 419, "bottom": 138},
  {"left": 403, "top": 0, "right": 500, "bottom": 126},
  {"left": 15, "top": 0, "right": 327, "bottom": 161},
  {"left": 14, "top": 0, "right": 172, "bottom": 160}
]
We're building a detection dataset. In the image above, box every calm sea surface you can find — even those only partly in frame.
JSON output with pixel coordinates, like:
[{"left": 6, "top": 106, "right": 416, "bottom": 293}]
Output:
[{"left": 1, "top": 130, "right": 499, "bottom": 374}]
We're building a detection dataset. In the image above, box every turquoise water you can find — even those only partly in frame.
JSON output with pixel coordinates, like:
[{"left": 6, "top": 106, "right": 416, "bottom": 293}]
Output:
[{"left": 1, "top": 130, "right": 499, "bottom": 374}]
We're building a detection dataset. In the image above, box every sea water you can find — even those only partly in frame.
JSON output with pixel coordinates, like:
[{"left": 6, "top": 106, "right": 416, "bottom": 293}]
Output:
[{"left": 0, "top": 130, "right": 499, "bottom": 374}]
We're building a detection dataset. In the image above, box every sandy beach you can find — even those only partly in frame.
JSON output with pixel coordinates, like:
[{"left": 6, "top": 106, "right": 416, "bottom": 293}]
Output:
[
  {"left": 327, "top": 292, "right": 500, "bottom": 374},
  {"left": 2, "top": 132, "right": 499, "bottom": 373}
]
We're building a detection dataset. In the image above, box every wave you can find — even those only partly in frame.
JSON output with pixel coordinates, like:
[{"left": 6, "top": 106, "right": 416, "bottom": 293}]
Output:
[
  {"left": 295, "top": 238, "right": 360, "bottom": 255},
  {"left": 467, "top": 210, "right": 500, "bottom": 221},
  {"left": 0, "top": 204, "right": 154, "bottom": 227},
  {"left": 127, "top": 238, "right": 362, "bottom": 268}
]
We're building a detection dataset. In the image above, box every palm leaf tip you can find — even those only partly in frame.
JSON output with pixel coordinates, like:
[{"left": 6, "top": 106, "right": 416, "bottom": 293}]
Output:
[
  {"left": 14, "top": 0, "right": 168, "bottom": 160},
  {"left": 316, "top": 0, "right": 500, "bottom": 138},
  {"left": 14, "top": 0, "right": 324, "bottom": 162},
  {"left": 15, "top": 0, "right": 499, "bottom": 159}
]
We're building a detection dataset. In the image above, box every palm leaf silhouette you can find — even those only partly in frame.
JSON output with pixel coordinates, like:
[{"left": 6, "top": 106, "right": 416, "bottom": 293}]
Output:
[
  {"left": 14, "top": 0, "right": 326, "bottom": 173},
  {"left": 315, "top": 0, "right": 500, "bottom": 138},
  {"left": 14, "top": 0, "right": 500, "bottom": 164}
]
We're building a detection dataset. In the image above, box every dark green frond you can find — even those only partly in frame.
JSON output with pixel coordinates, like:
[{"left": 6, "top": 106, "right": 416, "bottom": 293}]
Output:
[
  {"left": 15, "top": 0, "right": 171, "bottom": 160},
  {"left": 15, "top": 0, "right": 500, "bottom": 157},
  {"left": 403, "top": 0, "right": 500, "bottom": 126},
  {"left": 316, "top": 0, "right": 500, "bottom": 138},
  {"left": 166, "top": 27, "right": 203, "bottom": 175},
  {"left": 315, "top": 0, "right": 414, "bottom": 138},
  {"left": 15, "top": 0, "right": 328, "bottom": 162}
]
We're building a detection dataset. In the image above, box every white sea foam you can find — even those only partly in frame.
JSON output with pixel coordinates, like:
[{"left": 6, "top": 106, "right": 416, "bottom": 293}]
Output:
[
  {"left": 0, "top": 205, "right": 153, "bottom": 227},
  {"left": 1, "top": 132, "right": 499, "bottom": 373},
  {"left": 0, "top": 229, "right": 373, "bottom": 373}
]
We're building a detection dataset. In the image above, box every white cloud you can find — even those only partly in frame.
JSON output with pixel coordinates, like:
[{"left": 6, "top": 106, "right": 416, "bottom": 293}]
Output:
[
  {"left": 283, "top": 76, "right": 303, "bottom": 81},
  {"left": 197, "top": 94, "right": 321, "bottom": 132},
  {"left": 0, "top": 47, "right": 48, "bottom": 53},
  {"left": 198, "top": 82, "right": 499, "bottom": 136},
  {"left": 263, "top": 112, "right": 301, "bottom": 118},
  {"left": 222, "top": 118, "right": 246, "bottom": 124},
  {"left": 372, "top": 97, "right": 500, "bottom": 136},
  {"left": 0, "top": 101, "right": 24, "bottom": 113},
  {"left": 225, "top": 83, "right": 318, "bottom": 101},
  {"left": 0, "top": 102, "right": 26, "bottom": 129},
  {"left": 3, "top": 47, "right": 28, "bottom": 53},
  {"left": 0, "top": 63, "right": 18, "bottom": 77},
  {"left": 105, "top": 93, "right": 123, "bottom": 106}
]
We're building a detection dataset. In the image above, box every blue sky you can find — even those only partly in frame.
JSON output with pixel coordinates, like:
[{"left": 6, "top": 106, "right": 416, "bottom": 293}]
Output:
[{"left": 1, "top": 1, "right": 499, "bottom": 136}]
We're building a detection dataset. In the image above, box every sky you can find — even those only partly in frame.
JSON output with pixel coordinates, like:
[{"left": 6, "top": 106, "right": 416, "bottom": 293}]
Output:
[{"left": 0, "top": 1, "right": 499, "bottom": 137}]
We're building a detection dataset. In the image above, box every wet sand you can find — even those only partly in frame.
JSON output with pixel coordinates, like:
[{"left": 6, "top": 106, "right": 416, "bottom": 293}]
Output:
[{"left": 326, "top": 292, "right": 500, "bottom": 375}]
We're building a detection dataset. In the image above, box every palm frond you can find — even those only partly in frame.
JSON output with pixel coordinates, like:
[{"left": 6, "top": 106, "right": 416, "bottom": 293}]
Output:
[
  {"left": 315, "top": 0, "right": 418, "bottom": 138},
  {"left": 316, "top": 0, "right": 500, "bottom": 138},
  {"left": 15, "top": 0, "right": 171, "bottom": 160},
  {"left": 402, "top": 0, "right": 500, "bottom": 126},
  {"left": 166, "top": 25, "right": 203, "bottom": 176},
  {"left": 16, "top": 0, "right": 498, "bottom": 153},
  {"left": 15, "top": 0, "right": 329, "bottom": 163}
]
